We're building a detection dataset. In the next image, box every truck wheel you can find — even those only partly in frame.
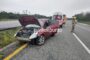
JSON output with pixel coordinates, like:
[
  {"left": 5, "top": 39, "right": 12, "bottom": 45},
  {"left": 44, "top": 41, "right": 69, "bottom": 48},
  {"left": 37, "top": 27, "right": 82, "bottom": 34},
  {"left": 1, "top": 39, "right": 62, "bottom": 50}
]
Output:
[{"left": 36, "top": 36, "right": 45, "bottom": 45}]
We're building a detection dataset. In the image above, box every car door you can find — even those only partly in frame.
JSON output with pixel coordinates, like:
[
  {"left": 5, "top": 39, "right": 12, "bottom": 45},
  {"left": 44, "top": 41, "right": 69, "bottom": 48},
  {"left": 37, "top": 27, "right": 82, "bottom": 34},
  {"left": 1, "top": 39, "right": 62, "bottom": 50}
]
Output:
[
  {"left": 46, "top": 26, "right": 52, "bottom": 36},
  {"left": 42, "top": 21, "right": 51, "bottom": 38}
]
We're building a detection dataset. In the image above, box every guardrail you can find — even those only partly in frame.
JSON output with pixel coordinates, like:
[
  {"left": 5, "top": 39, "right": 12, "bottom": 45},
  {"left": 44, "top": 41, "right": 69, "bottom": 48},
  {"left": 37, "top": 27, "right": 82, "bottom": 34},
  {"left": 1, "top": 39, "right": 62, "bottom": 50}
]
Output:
[{"left": 0, "top": 26, "right": 21, "bottom": 31}]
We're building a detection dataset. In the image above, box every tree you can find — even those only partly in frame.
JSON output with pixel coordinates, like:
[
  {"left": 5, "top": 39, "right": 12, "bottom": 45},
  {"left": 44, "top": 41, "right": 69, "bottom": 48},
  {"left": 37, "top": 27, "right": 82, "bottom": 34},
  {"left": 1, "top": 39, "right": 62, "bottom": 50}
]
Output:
[
  {"left": 0, "top": 11, "right": 50, "bottom": 20},
  {"left": 75, "top": 12, "right": 90, "bottom": 22}
]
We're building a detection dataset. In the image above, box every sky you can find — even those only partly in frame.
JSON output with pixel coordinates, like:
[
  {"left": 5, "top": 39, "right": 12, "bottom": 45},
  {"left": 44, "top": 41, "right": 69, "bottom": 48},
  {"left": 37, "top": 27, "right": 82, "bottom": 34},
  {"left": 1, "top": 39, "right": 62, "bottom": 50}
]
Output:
[{"left": 0, "top": 0, "right": 90, "bottom": 17}]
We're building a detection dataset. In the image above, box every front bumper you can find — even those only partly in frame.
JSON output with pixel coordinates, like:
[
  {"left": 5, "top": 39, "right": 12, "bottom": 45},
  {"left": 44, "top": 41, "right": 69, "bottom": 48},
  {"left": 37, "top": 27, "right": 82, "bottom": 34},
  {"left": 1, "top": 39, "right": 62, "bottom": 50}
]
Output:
[{"left": 16, "top": 37, "right": 31, "bottom": 42}]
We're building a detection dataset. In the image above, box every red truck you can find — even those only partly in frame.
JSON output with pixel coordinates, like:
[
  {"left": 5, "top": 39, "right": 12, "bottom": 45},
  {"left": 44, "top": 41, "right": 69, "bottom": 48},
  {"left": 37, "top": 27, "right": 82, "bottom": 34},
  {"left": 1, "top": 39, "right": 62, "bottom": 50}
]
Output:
[
  {"left": 52, "top": 13, "right": 65, "bottom": 28},
  {"left": 14, "top": 16, "right": 59, "bottom": 45}
]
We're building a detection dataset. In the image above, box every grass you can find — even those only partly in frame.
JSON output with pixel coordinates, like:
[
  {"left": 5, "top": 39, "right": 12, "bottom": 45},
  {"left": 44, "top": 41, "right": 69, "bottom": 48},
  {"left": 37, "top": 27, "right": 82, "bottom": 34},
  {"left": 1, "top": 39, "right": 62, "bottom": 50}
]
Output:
[
  {"left": 82, "top": 22, "right": 90, "bottom": 25},
  {"left": 0, "top": 28, "right": 19, "bottom": 48},
  {"left": 79, "top": 21, "right": 90, "bottom": 25}
]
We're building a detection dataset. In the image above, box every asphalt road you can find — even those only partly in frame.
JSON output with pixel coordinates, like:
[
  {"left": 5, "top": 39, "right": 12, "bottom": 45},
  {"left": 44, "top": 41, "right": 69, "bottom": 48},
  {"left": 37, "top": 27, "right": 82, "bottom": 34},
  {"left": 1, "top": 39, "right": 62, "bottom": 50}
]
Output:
[
  {"left": 11, "top": 21, "right": 90, "bottom": 60},
  {"left": 75, "top": 23, "right": 90, "bottom": 50}
]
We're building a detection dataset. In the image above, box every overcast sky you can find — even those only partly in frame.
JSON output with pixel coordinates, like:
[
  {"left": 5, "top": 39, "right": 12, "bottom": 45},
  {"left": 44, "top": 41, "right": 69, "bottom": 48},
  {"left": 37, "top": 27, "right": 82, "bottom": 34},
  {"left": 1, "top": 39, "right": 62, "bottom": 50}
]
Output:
[{"left": 0, "top": 0, "right": 90, "bottom": 17}]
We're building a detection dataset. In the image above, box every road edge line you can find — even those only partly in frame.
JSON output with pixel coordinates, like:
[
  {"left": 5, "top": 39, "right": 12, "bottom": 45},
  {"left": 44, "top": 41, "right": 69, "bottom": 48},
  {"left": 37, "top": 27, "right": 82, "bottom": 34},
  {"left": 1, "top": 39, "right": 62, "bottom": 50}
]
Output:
[
  {"left": 73, "top": 33, "right": 90, "bottom": 54},
  {"left": 3, "top": 43, "right": 28, "bottom": 60}
]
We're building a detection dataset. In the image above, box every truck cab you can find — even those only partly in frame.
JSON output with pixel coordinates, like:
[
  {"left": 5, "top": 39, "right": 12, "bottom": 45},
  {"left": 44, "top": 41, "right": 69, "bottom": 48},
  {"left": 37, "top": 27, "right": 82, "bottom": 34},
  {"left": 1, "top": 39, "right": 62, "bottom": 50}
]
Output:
[{"left": 52, "top": 12, "right": 64, "bottom": 28}]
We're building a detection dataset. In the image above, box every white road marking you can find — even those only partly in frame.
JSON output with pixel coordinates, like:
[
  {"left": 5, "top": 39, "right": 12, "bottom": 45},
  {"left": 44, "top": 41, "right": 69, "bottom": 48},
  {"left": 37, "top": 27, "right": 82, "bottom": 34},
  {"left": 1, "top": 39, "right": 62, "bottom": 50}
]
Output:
[{"left": 73, "top": 33, "right": 90, "bottom": 54}]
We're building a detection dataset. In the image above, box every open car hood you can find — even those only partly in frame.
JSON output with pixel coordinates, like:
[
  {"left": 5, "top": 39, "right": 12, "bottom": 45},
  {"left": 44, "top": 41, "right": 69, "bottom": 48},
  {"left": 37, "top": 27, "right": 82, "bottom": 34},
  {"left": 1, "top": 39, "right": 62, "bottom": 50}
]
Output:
[{"left": 19, "top": 16, "right": 40, "bottom": 26}]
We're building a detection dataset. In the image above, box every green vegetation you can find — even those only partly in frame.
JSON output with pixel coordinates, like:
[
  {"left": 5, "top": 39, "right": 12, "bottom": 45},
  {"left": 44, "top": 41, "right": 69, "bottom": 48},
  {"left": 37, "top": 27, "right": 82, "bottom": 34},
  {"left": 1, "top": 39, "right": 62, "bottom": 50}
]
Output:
[
  {"left": 75, "top": 12, "right": 90, "bottom": 24},
  {"left": 0, "top": 52, "right": 4, "bottom": 59},
  {"left": 79, "top": 21, "right": 90, "bottom": 25},
  {"left": 0, "top": 28, "right": 19, "bottom": 48},
  {"left": 0, "top": 11, "right": 50, "bottom": 21},
  {"left": 0, "top": 11, "right": 22, "bottom": 19}
]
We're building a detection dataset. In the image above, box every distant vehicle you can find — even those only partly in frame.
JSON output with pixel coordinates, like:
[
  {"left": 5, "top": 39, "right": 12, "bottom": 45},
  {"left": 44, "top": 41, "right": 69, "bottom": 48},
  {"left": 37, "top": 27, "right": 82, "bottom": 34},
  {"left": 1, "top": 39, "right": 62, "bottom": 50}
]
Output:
[
  {"left": 14, "top": 16, "right": 59, "bottom": 45},
  {"left": 52, "top": 12, "right": 64, "bottom": 28}
]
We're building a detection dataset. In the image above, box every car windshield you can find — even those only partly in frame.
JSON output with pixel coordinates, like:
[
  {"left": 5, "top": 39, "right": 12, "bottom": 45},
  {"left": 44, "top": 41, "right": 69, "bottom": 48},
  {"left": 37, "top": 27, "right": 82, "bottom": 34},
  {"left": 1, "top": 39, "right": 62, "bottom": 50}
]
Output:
[{"left": 48, "top": 19, "right": 58, "bottom": 24}]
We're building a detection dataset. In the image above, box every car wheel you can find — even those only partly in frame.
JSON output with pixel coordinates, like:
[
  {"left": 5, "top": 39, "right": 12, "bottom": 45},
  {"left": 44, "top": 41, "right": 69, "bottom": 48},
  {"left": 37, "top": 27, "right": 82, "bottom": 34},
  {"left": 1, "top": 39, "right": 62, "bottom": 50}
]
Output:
[{"left": 36, "top": 36, "right": 45, "bottom": 45}]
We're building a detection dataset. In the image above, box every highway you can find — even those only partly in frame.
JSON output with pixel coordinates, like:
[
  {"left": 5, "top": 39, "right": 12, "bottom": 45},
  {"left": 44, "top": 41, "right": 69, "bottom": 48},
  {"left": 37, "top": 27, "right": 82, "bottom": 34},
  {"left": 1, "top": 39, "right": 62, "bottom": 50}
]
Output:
[
  {"left": 75, "top": 23, "right": 90, "bottom": 51},
  {"left": 0, "top": 20, "right": 21, "bottom": 30},
  {"left": 6, "top": 20, "right": 90, "bottom": 60}
]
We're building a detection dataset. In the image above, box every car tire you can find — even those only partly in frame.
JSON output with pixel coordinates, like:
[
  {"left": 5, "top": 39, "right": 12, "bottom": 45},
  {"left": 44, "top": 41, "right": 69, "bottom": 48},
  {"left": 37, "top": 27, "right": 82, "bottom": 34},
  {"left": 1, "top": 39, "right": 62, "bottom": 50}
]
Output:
[
  {"left": 36, "top": 36, "right": 45, "bottom": 45},
  {"left": 60, "top": 25, "right": 63, "bottom": 28}
]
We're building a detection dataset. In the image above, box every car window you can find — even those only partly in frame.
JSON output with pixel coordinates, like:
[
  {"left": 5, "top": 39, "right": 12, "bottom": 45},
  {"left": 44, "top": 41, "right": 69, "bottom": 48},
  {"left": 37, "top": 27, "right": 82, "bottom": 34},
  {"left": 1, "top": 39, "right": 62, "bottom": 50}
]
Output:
[
  {"left": 43, "top": 22, "right": 49, "bottom": 28},
  {"left": 48, "top": 19, "right": 57, "bottom": 24}
]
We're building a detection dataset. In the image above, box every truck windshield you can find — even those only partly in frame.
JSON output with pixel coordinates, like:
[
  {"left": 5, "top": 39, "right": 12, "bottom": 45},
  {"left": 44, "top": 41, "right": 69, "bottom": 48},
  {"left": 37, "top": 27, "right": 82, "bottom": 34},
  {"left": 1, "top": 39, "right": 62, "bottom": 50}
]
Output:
[{"left": 52, "top": 15, "right": 62, "bottom": 20}]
